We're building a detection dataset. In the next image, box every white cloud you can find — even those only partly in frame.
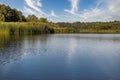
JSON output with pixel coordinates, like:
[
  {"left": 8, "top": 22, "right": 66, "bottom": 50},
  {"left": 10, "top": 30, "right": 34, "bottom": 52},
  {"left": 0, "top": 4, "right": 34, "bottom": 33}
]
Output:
[
  {"left": 63, "top": 0, "right": 120, "bottom": 22},
  {"left": 63, "top": 0, "right": 106, "bottom": 22},
  {"left": 22, "top": 0, "right": 120, "bottom": 22},
  {"left": 80, "top": 8, "right": 103, "bottom": 19},
  {"left": 95, "top": 0, "right": 120, "bottom": 21},
  {"left": 24, "top": 0, "right": 48, "bottom": 17},
  {"left": 65, "top": 0, "right": 79, "bottom": 15},
  {"left": 106, "top": 0, "right": 120, "bottom": 16},
  {"left": 23, "top": 0, "right": 60, "bottom": 23},
  {"left": 50, "top": 10, "right": 59, "bottom": 17},
  {"left": 23, "top": 6, "right": 36, "bottom": 15},
  {"left": 74, "top": 0, "right": 120, "bottom": 22}
]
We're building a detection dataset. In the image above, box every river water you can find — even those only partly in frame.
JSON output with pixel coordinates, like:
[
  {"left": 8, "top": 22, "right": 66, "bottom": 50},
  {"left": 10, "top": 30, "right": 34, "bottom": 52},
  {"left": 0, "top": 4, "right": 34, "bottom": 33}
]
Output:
[{"left": 0, "top": 34, "right": 120, "bottom": 80}]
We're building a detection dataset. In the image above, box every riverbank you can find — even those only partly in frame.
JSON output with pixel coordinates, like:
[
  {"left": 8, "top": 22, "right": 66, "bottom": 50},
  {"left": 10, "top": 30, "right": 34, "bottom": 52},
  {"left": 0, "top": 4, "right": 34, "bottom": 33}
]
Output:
[
  {"left": 54, "top": 21, "right": 120, "bottom": 34},
  {"left": 0, "top": 22, "right": 120, "bottom": 35},
  {"left": 0, "top": 22, "right": 54, "bottom": 35}
]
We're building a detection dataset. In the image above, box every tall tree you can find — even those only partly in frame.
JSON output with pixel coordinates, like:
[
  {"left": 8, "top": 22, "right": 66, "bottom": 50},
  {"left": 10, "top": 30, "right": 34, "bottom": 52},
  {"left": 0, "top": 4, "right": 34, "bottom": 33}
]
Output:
[
  {"left": 39, "top": 17, "right": 48, "bottom": 23},
  {"left": 0, "top": 4, "right": 26, "bottom": 22},
  {"left": 26, "top": 15, "right": 38, "bottom": 22}
]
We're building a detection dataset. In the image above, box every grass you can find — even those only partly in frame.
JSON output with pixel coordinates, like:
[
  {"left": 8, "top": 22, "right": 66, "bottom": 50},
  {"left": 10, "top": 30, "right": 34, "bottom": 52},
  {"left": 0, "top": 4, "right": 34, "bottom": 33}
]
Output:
[
  {"left": 0, "top": 22, "right": 54, "bottom": 35},
  {"left": 53, "top": 27, "right": 120, "bottom": 34},
  {"left": 0, "top": 22, "right": 120, "bottom": 35}
]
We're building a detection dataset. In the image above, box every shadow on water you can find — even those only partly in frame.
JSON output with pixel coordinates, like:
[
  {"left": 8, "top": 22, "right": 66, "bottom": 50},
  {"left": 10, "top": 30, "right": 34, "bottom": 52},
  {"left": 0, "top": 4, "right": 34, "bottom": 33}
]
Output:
[
  {"left": 0, "top": 34, "right": 24, "bottom": 65},
  {"left": 1, "top": 34, "right": 120, "bottom": 65},
  {"left": 0, "top": 34, "right": 120, "bottom": 65},
  {"left": 0, "top": 34, "right": 50, "bottom": 65}
]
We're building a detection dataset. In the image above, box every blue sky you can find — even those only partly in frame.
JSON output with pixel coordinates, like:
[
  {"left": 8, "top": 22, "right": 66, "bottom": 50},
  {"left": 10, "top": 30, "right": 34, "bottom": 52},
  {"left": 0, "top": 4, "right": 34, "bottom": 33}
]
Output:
[{"left": 0, "top": 0, "right": 120, "bottom": 22}]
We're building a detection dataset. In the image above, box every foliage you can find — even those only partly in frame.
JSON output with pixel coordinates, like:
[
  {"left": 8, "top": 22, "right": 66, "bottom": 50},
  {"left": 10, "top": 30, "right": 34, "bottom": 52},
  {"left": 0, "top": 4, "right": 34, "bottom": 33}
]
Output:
[
  {"left": 38, "top": 18, "right": 48, "bottom": 23},
  {"left": 0, "top": 4, "right": 26, "bottom": 22},
  {"left": 55, "top": 21, "right": 120, "bottom": 33},
  {"left": 0, "top": 22, "right": 54, "bottom": 35},
  {"left": 26, "top": 15, "right": 38, "bottom": 22}
]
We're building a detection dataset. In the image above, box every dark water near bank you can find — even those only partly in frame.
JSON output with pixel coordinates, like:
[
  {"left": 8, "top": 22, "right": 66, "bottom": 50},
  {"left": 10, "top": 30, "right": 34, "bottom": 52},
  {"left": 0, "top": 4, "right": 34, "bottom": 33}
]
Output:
[{"left": 0, "top": 34, "right": 120, "bottom": 80}]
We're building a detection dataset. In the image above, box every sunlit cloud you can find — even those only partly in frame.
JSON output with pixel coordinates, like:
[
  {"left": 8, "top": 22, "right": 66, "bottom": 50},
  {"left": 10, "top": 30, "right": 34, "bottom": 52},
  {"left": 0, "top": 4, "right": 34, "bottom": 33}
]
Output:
[
  {"left": 23, "top": 6, "right": 36, "bottom": 15},
  {"left": 77, "top": 8, "right": 105, "bottom": 22},
  {"left": 65, "top": 0, "right": 79, "bottom": 15},
  {"left": 106, "top": 0, "right": 120, "bottom": 16},
  {"left": 23, "top": 0, "right": 48, "bottom": 17},
  {"left": 25, "top": 0, "right": 44, "bottom": 14},
  {"left": 80, "top": 8, "right": 102, "bottom": 19},
  {"left": 2, "top": 0, "right": 119, "bottom": 22},
  {"left": 62, "top": 0, "right": 120, "bottom": 22},
  {"left": 50, "top": 10, "right": 59, "bottom": 18},
  {"left": 23, "top": 0, "right": 60, "bottom": 19},
  {"left": 81, "top": 0, "right": 120, "bottom": 21}
]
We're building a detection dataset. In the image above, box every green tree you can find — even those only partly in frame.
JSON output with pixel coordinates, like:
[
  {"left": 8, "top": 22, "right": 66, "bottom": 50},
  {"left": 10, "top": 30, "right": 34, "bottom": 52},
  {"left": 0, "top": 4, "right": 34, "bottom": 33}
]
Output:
[
  {"left": 26, "top": 15, "right": 38, "bottom": 22},
  {"left": 38, "top": 17, "right": 48, "bottom": 23},
  {"left": 15, "top": 10, "right": 26, "bottom": 22},
  {"left": 0, "top": 13, "right": 5, "bottom": 21},
  {"left": 0, "top": 4, "right": 26, "bottom": 22}
]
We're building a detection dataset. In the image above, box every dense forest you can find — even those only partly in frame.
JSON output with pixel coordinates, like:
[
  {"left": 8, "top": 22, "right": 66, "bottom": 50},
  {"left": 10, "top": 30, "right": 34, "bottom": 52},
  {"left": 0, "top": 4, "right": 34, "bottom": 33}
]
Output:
[{"left": 0, "top": 4, "right": 120, "bottom": 34}]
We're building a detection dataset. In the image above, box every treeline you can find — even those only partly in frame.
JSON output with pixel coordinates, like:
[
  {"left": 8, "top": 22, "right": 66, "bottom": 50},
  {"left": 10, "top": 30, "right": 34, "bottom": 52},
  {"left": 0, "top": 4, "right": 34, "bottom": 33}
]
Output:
[
  {"left": 0, "top": 4, "right": 47, "bottom": 22},
  {"left": 55, "top": 21, "right": 120, "bottom": 33},
  {"left": 0, "top": 4, "right": 26, "bottom": 22},
  {"left": 0, "top": 4, "right": 54, "bottom": 35}
]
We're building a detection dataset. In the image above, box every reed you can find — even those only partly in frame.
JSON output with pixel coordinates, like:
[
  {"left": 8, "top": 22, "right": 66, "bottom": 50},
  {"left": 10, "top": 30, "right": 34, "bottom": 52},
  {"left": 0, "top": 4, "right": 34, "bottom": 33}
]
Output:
[{"left": 0, "top": 22, "right": 54, "bottom": 35}]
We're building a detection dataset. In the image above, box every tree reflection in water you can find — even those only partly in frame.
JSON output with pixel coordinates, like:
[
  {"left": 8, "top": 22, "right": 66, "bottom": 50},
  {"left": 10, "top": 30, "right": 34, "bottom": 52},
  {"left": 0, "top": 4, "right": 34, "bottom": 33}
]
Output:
[{"left": 0, "top": 34, "right": 49, "bottom": 65}]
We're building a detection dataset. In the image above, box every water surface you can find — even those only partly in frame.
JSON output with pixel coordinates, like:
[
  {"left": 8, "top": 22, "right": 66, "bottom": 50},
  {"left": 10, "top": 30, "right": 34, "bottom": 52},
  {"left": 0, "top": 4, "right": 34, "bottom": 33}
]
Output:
[{"left": 0, "top": 34, "right": 120, "bottom": 80}]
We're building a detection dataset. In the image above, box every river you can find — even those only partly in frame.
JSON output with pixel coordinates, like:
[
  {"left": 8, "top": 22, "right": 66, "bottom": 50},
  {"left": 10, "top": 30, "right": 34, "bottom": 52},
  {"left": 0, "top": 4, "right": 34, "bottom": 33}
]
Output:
[{"left": 0, "top": 34, "right": 120, "bottom": 80}]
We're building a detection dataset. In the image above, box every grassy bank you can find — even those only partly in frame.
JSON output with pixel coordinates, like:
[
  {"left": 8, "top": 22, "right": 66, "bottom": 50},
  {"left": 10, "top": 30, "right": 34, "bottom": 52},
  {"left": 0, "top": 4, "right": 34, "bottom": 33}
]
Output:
[
  {"left": 54, "top": 21, "right": 120, "bottom": 34},
  {"left": 54, "top": 28, "right": 120, "bottom": 34},
  {"left": 0, "top": 22, "right": 54, "bottom": 35},
  {"left": 0, "top": 22, "right": 120, "bottom": 35}
]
